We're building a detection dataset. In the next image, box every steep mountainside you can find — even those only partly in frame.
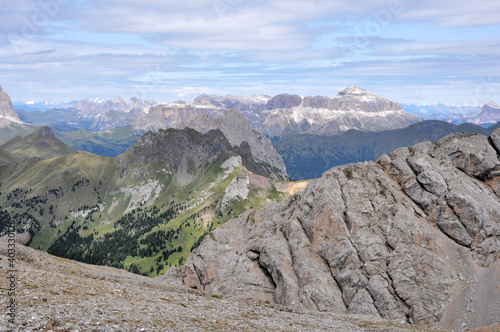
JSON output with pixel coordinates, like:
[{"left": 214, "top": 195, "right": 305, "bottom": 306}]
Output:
[
  {"left": 273, "top": 120, "right": 493, "bottom": 180},
  {"left": 469, "top": 101, "right": 500, "bottom": 126},
  {"left": 135, "top": 108, "right": 288, "bottom": 179},
  {"left": 184, "top": 110, "right": 288, "bottom": 179},
  {"left": 0, "top": 126, "right": 300, "bottom": 276},
  {"left": 176, "top": 128, "right": 500, "bottom": 331},
  {"left": 0, "top": 85, "right": 24, "bottom": 123},
  {"left": 0, "top": 85, "right": 36, "bottom": 142}
]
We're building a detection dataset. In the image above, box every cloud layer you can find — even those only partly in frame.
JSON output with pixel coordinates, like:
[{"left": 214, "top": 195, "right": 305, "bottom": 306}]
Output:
[{"left": 1, "top": 0, "right": 499, "bottom": 105}]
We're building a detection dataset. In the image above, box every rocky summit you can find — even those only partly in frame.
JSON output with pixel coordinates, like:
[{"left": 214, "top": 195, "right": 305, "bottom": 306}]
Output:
[
  {"left": 176, "top": 128, "right": 500, "bottom": 331},
  {"left": 0, "top": 85, "right": 27, "bottom": 129},
  {"left": 470, "top": 101, "right": 500, "bottom": 126},
  {"left": 0, "top": 85, "right": 21, "bottom": 121}
]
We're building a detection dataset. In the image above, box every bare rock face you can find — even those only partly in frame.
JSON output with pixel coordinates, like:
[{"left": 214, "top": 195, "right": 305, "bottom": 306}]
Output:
[
  {"left": 470, "top": 101, "right": 500, "bottom": 126},
  {"left": 0, "top": 85, "right": 19, "bottom": 119},
  {"left": 0, "top": 85, "right": 25, "bottom": 127},
  {"left": 267, "top": 94, "right": 303, "bottom": 110},
  {"left": 179, "top": 130, "right": 500, "bottom": 330},
  {"left": 331, "top": 85, "right": 402, "bottom": 113},
  {"left": 186, "top": 109, "right": 288, "bottom": 180}
]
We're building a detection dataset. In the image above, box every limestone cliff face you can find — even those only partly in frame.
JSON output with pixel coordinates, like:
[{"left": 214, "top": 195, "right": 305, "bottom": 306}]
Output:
[
  {"left": 0, "top": 85, "right": 21, "bottom": 120},
  {"left": 185, "top": 110, "right": 288, "bottom": 180},
  {"left": 179, "top": 128, "right": 500, "bottom": 330},
  {"left": 258, "top": 86, "right": 421, "bottom": 137},
  {"left": 469, "top": 101, "right": 500, "bottom": 126}
]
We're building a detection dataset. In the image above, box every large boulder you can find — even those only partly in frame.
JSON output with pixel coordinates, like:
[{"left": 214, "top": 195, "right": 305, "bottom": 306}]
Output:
[{"left": 176, "top": 130, "right": 500, "bottom": 330}]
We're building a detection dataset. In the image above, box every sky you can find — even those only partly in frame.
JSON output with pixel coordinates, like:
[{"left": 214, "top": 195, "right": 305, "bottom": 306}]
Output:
[{"left": 1, "top": 0, "right": 500, "bottom": 105}]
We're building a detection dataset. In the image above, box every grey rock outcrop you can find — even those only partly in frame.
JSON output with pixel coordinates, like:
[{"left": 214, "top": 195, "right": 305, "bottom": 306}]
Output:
[
  {"left": 257, "top": 86, "right": 421, "bottom": 136},
  {"left": 0, "top": 85, "right": 21, "bottom": 120},
  {"left": 470, "top": 101, "right": 500, "bottom": 126},
  {"left": 179, "top": 129, "right": 500, "bottom": 330},
  {"left": 267, "top": 94, "right": 303, "bottom": 109},
  {"left": 185, "top": 110, "right": 288, "bottom": 179}
]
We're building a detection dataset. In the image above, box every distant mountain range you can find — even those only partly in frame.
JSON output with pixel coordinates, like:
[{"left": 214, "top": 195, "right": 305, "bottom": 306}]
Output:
[
  {"left": 14, "top": 85, "right": 420, "bottom": 136},
  {"left": 13, "top": 99, "right": 79, "bottom": 112},
  {"left": 4, "top": 84, "right": 500, "bottom": 181},
  {"left": 16, "top": 97, "right": 157, "bottom": 132},
  {"left": 401, "top": 102, "right": 500, "bottom": 126},
  {"left": 133, "top": 86, "right": 421, "bottom": 137},
  {"left": 11, "top": 86, "right": 500, "bottom": 133}
]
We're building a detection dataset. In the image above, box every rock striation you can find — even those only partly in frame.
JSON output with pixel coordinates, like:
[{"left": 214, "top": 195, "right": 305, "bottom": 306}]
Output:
[{"left": 179, "top": 128, "right": 500, "bottom": 330}]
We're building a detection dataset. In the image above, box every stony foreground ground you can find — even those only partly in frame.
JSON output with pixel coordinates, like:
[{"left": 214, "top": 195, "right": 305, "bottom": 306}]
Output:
[{"left": 0, "top": 239, "right": 444, "bottom": 332}]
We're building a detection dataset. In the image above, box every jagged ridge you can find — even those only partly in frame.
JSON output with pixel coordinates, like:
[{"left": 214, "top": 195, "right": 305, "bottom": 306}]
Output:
[{"left": 178, "top": 128, "right": 500, "bottom": 330}]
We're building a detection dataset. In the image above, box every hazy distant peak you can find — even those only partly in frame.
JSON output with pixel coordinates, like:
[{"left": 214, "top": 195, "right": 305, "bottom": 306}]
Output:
[
  {"left": 0, "top": 85, "right": 24, "bottom": 124},
  {"left": 337, "top": 85, "right": 367, "bottom": 96},
  {"left": 485, "top": 101, "right": 500, "bottom": 109}
]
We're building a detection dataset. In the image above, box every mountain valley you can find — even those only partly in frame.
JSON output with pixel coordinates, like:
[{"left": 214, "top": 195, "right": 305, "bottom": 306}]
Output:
[
  {"left": 1, "top": 84, "right": 500, "bottom": 331},
  {"left": 0, "top": 125, "right": 296, "bottom": 277}
]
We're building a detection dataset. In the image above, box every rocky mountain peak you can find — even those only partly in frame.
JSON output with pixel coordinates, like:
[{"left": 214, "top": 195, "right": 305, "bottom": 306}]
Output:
[
  {"left": 0, "top": 85, "right": 22, "bottom": 120},
  {"left": 36, "top": 126, "right": 55, "bottom": 138},
  {"left": 469, "top": 101, "right": 500, "bottom": 125},
  {"left": 338, "top": 85, "right": 367, "bottom": 96},
  {"left": 486, "top": 101, "right": 500, "bottom": 108},
  {"left": 113, "top": 96, "right": 126, "bottom": 104},
  {"left": 331, "top": 85, "right": 403, "bottom": 113},
  {"left": 35, "top": 126, "right": 55, "bottom": 137},
  {"left": 267, "top": 94, "right": 303, "bottom": 110},
  {"left": 193, "top": 94, "right": 222, "bottom": 107},
  {"left": 184, "top": 109, "right": 288, "bottom": 179}
]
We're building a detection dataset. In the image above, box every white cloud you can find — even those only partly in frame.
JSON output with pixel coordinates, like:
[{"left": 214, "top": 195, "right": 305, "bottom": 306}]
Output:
[{"left": 0, "top": 0, "right": 499, "bottom": 104}]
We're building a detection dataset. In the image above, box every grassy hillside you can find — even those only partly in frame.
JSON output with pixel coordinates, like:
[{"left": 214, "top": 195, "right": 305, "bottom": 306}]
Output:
[
  {"left": 0, "top": 127, "right": 301, "bottom": 277},
  {"left": 1, "top": 127, "right": 80, "bottom": 161}
]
